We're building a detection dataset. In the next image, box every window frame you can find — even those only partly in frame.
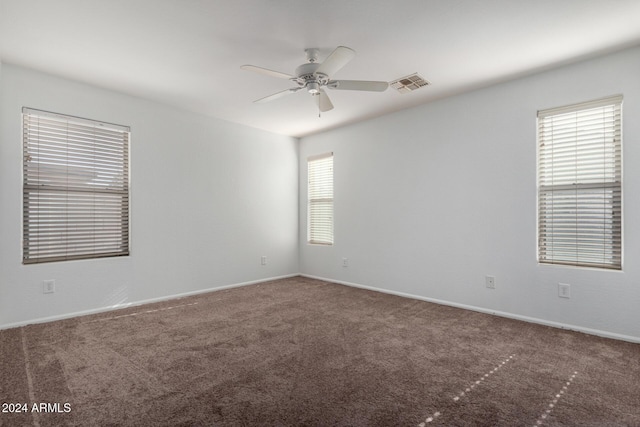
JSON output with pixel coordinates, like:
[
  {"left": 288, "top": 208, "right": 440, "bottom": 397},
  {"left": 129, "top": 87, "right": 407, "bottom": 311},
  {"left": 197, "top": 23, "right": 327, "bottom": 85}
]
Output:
[
  {"left": 307, "top": 152, "right": 334, "bottom": 246},
  {"left": 536, "top": 95, "right": 622, "bottom": 270},
  {"left": 22, "top": 108, "right": 131, "bottom": 264}
]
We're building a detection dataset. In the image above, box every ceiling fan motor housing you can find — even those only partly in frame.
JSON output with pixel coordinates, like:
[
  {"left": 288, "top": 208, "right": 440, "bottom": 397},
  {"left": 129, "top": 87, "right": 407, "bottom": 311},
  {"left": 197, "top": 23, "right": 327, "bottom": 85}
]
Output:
[{"left": 294, "top": 63, "right": 329, "bottom": 93}]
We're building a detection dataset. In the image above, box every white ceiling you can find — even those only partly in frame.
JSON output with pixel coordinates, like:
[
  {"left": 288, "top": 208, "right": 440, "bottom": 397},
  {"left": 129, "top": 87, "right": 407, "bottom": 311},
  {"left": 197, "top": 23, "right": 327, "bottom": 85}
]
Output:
[{"left": 2, "top": 0, "right": 640, "bottom": 138}]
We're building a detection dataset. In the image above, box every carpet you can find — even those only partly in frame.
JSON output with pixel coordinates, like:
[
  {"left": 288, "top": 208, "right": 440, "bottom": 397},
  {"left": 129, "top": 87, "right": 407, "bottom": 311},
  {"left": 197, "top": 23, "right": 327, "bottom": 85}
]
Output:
[{"left": 1, "top": 276, "right": 639, "bottom": 426}]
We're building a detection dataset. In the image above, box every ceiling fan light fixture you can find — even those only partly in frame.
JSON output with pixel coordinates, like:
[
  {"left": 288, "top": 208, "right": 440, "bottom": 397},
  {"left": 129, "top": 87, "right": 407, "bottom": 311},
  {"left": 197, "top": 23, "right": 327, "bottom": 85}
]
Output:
[{"left": 307, "top": 82, "right": 320, "bottom": 94}]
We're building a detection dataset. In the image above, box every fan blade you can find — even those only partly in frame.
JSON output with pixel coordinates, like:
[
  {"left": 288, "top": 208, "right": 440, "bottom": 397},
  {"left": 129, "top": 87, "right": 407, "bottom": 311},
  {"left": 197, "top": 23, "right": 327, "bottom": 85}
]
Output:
[
  {"left": 241, "top": 65, "right": 294, "bottom": 80},
  {"left": 313, "top": 89, "right": 334, "bottom": 112},
  {"left": 315, "top": 46, "right": 355, "bottom": 77},
  {"left": 328, "top": 80, "right": 389, "bottom": 92},
  {"left": 254, "top": 87, "right": 301, "bottom": 103}
]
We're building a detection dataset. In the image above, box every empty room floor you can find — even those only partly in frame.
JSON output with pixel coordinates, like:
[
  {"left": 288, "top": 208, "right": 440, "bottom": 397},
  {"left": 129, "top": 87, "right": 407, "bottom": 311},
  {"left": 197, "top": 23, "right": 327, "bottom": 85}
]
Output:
[{"left": 2, "top": 276, "right": 639, "bottom": 426}]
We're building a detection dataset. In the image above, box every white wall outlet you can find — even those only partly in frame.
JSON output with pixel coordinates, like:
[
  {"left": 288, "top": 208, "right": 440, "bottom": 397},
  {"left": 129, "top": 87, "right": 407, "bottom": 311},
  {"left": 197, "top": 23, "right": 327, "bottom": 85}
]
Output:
[
  {"left": 485, "top": 275, "right": 495, "bottom": 289},
  {"left": 558, "top": 283, "right": 571, "bottom": 298},
  {"left": 261, "top": 256, "right": 267, "bottom": 266},
  {"left": 342, "top": 258, "right": 348, "bottom": 267},
  {"left": 43, "top": 280, "right": 55, "bottom": 294}
]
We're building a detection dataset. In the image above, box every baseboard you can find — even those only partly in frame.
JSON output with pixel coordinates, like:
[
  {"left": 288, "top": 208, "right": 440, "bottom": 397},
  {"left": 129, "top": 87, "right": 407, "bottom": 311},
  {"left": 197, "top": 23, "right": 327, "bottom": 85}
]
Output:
[
  {"left": 7, "top": 272, "right": 638, "bottom": 344},
  {"left": 301, "top": 274, "right": 640, "bottom": 344},
  {"left": 0, "top": 273, "right": 299, "bottom": 330}
]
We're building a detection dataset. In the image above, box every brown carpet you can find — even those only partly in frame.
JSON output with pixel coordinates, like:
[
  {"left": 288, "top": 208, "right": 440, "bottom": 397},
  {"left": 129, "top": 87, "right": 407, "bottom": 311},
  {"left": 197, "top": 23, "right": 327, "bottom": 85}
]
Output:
[{"left": 1, "top": 276, "right": 639, "bottom": 426}]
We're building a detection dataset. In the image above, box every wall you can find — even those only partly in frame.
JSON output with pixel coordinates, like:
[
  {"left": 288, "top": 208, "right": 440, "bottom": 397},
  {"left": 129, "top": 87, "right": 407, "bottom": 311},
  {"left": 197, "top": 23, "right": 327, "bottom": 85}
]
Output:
[
  {"left": 0, "top": 64, "right": 299, "bottom": 328},
  {"left": 299, "top": 46, "right": 640, "bottom": 341}
]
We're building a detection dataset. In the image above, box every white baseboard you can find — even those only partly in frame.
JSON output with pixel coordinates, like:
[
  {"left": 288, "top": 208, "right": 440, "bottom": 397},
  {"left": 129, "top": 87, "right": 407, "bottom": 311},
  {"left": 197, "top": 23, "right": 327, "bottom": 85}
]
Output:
[
  {"left": 0, "top": 273, "right": 299, "bottom": 330},
  {"left": 301, "top": 274, "right": 640, "bottom": 344},
  {"left": 6, "top": 272, "right": 638, "bottom": 344}
]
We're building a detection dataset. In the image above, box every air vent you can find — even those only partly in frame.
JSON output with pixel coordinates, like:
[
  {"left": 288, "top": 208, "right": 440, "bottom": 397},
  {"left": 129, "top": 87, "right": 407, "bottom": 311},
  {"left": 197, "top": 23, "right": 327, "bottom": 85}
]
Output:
[{"left": 390, "top": 73, "right": 430, "bottom": 93}]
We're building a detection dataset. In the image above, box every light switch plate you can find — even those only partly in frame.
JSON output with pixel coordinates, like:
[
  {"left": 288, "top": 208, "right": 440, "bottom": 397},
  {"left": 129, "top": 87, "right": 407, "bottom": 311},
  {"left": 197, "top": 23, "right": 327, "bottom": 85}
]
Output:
[{"left": 558, "top": 283, "right": 571, "bottom": 298}]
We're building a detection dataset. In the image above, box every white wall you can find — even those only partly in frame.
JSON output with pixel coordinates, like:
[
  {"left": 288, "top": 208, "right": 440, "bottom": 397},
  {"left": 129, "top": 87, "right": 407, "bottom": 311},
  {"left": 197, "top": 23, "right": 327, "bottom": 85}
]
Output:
[
  {"left": 299, "top": 46, "right": 640, "bottom": 341},
  {"left": 3, "top": 46, "right": 639, "bottom": 341},
  {"left": 0, "top": 64, "right": 299, "bottom": 328}
]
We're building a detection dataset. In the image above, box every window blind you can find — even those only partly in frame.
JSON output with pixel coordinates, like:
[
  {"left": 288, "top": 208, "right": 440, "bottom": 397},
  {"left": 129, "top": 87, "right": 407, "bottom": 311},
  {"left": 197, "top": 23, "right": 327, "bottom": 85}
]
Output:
[
  {"left": 308, "top": 152, "right": 333, "bottom": 245},
  {"left": 537, "top": 96, "right": 622, "bottom": 270},
  {"left": 22, "top": 108, "right": 130, "bottom": 264}
]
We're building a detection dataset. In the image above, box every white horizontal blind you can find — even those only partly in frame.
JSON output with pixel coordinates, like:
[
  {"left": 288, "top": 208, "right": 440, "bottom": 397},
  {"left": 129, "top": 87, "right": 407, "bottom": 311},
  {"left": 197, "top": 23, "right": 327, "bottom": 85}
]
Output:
[
  {"left": 23, "top": 108, "right": 130, "bottom": 264},
  {"left": 537, "top": 96, "right": 622, "bottom": 269},
  {"left": 308, "top": 153, "right": 333, "bottom": 245}
]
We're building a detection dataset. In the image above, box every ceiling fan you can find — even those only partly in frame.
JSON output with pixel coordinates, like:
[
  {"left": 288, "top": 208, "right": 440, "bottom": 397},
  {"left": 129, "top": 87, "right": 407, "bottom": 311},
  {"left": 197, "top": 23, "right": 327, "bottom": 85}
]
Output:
[{"left": 241, "top": 46, "right": 389, "bottom": 113}]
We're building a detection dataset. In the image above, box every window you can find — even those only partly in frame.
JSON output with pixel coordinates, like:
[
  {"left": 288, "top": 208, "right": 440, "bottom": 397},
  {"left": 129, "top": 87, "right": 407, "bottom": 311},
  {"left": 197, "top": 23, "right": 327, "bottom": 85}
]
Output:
[
  {"left": 537, "top": 96, "right": 622, "bottom": 270},
  {"left": 22, "top": 108, "right": 130, "bottom": 264},
  {"left": 308, "top": 152, "right": 333, "bottom": 245}
]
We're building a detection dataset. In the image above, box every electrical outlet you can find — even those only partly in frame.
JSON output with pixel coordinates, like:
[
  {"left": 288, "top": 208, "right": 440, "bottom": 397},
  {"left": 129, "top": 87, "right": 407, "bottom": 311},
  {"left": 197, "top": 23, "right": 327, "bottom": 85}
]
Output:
[
  {"left": 485, "top": 276, "right": 495, "bottom": 289},
  {"left": 342, "top": 258, "right": 348, "bottom": 267},
  {"left": 43, "top": 280, "right": 55, "bottom": 294},
  {"left": 558, "top": 283, "right": 571, "bottom": 298},
  {"left": 261, "top": 256, "right": 267, "bottom": 266}
]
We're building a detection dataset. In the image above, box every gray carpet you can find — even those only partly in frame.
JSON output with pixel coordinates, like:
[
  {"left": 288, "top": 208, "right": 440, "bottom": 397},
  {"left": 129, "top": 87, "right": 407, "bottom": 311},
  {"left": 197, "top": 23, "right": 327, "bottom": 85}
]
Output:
[{"left": 1, "top": 276, "right": 639, "bottom": 426}]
